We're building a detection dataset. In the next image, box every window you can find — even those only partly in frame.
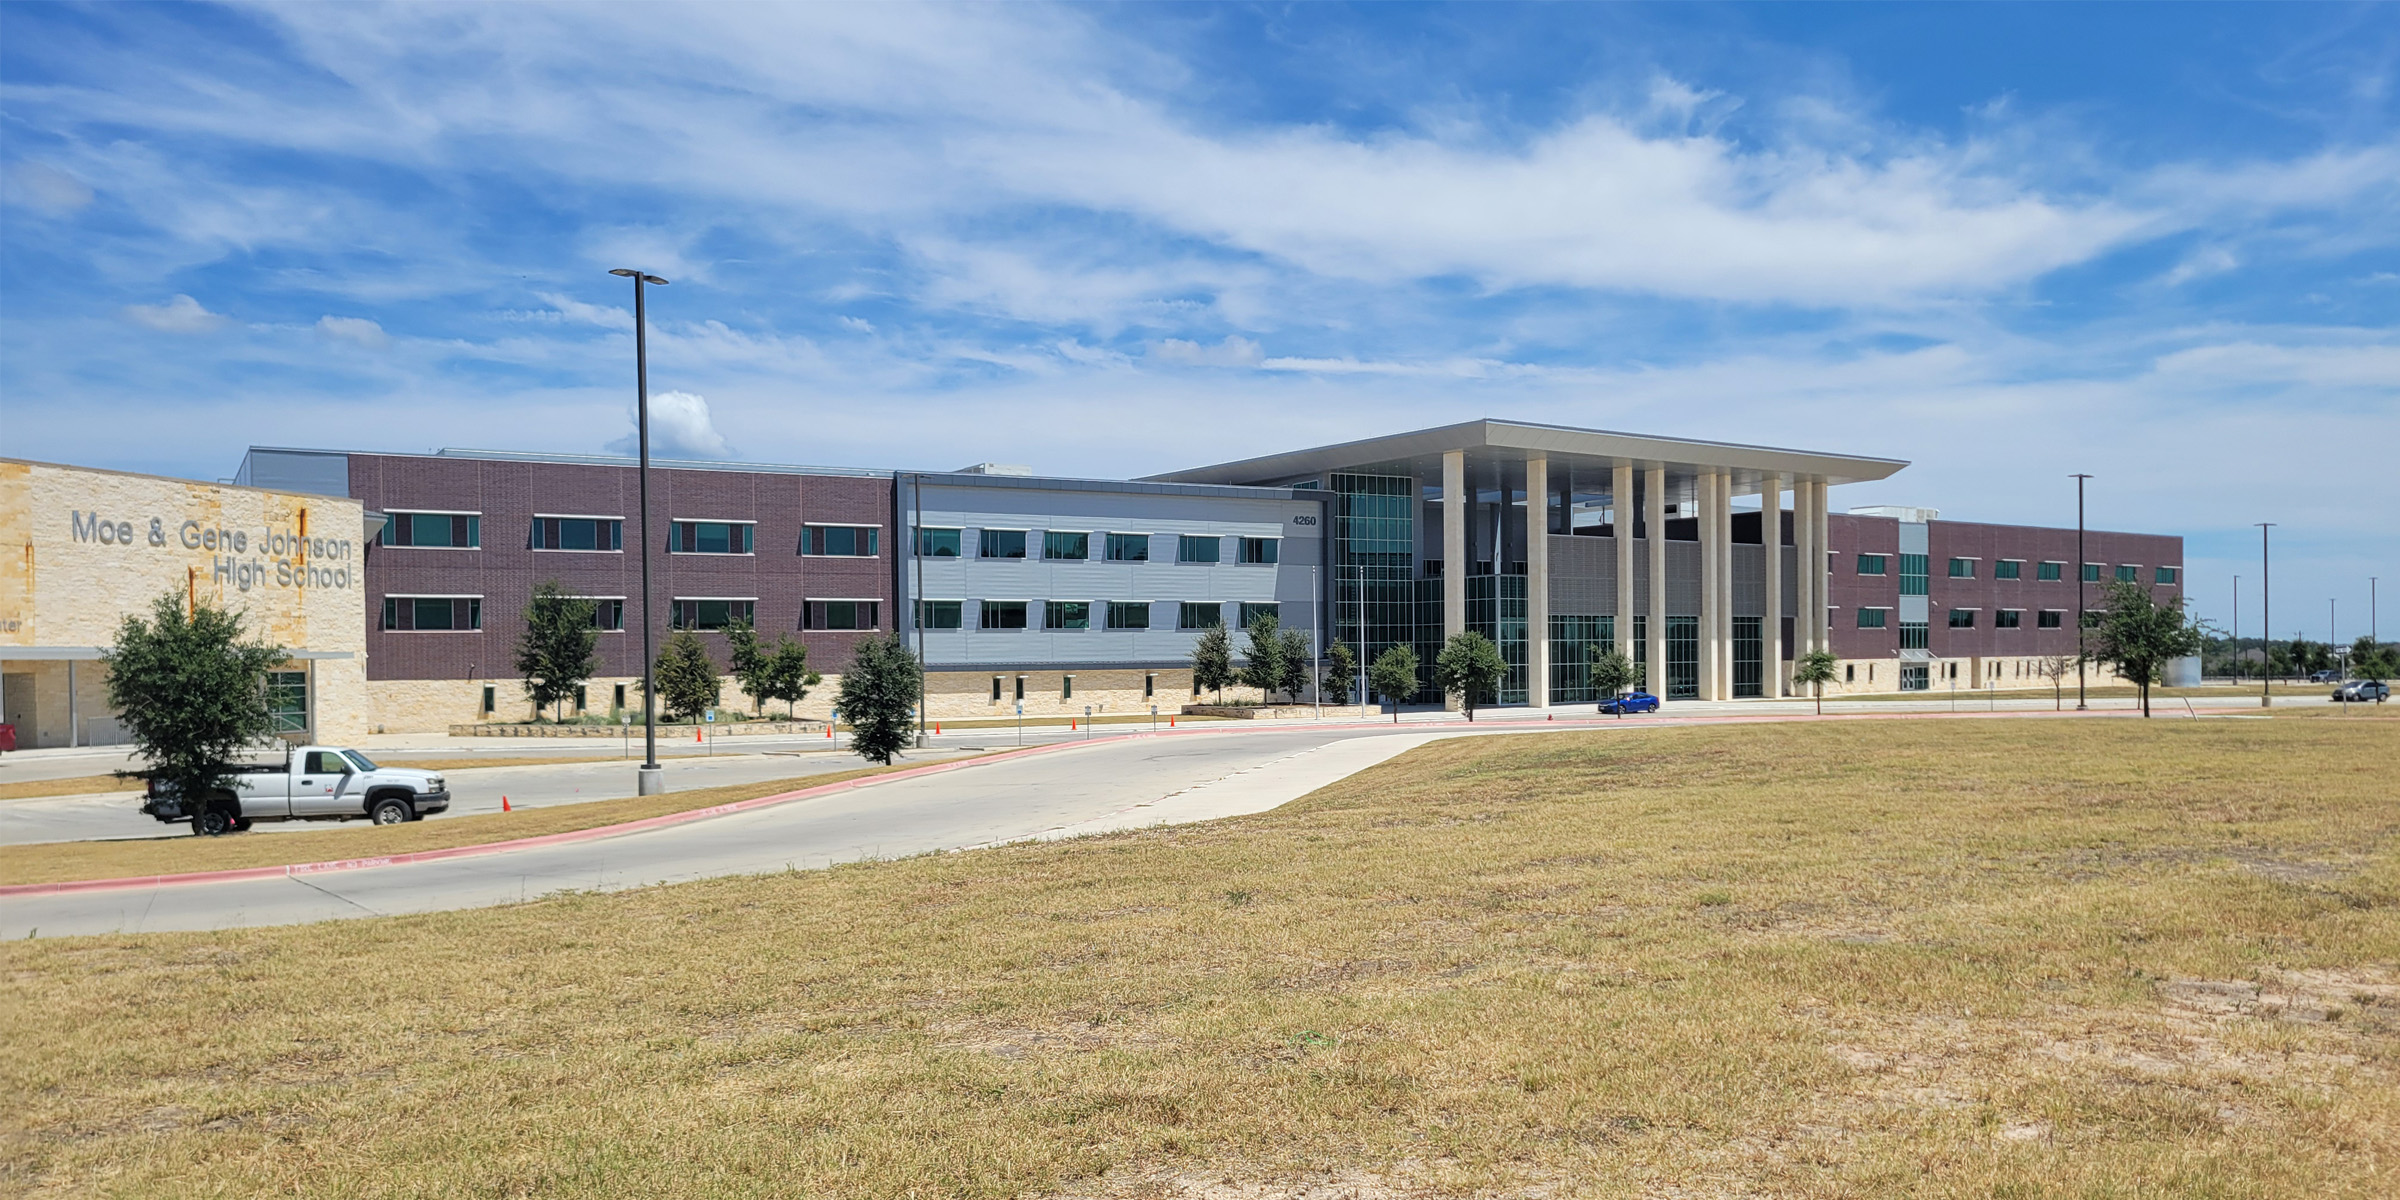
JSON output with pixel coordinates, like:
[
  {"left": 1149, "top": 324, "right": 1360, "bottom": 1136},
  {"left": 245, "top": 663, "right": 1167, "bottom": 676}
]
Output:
[
  {"left": 1856, "top": 607, "right": 1889, "bottom": 629},
  {"left": 915, "top": 527, "right": 961, "bottom": 557},
  {"left": 670, "top": 521, "right": 753, "bottom": 555},
  {"left": 2156, "top": 566, "right": 2179, "bottom": 584},
  {"left": 2082, "top": 563, "right": 2103, "bottom": 582},
  {"left": 383, "top": 511, "right": 480, "bottom": 549},
  {"left": 1044, "top": 600, "right": 1090, "bottom": 630},
  {"left": 267, "top": 672, "right": 308, "bottom": 734},
  {"left": 1015, "top": 676, "right": 1026, "bottom": 702},
  {"left": 2115, "top": 564, "right": 2139, "bottom": 582},
  {"left": 382, "top": 596, "right": 481, "bottom": 631},
  {"left": 481, "top": 685, "right": 496, "bottom": 714},
  {"left": 1845, "top": 664, "right": 1855, "bottom": 683},
  {"left": 803, "top": 600, "right": 878, "bottom": 630},
  {"left": 1948, "top": 557, "right": 1976, "bottom": 578},
  {"left": 1856, "top": 554, "right": 1888, "bottom": 576},
  {"left": 980, "top": 600, "right": 1028, "bottom": 629},
  {"left": 979, "top": 529, "right": 1028, "bottom": 559},
  {"left": 1995, "top": 609, "right": 2023, "bottom": 629},
  {"left": 1144, "top": 673, "right": 1156, "bottom": 699},
  {"left": 804, "top": 525, "right": 879, "bottom": 557},
  {"left": 1105, "top": 533, "right": 1150, "bottom": 562},
  {"left": 1948, "top": 609, "right": 1978, "bottom": 629},
  {"left": 991, "top": 676, "right": 1003, "bottom": 702},
  {"left": 1178, "top": 602, "right": 1222, "bottom": 630},
  {"left": 2038, "top": 561, "right": 2065, "bottom": 581},
  {"left": 1043, "top": 531, "right": 1090, "bottom": 561},
  {"left": 574, "top": 685, "right": 587, "bottom": 714},
  {"left": 672, "top": 599, "right": 755, "bottom": 630},
  {"left": 1238, "top": 537, "right": 1279, "bottom": 565},
  {"left": 613, "top": 683, "right": 627, "bottom": 710},
  {"left": 916, "top": 600, "right": 963, "bottom": 630},
  {"left": 1177, "top": 535, "right": 1221, "bottom": 564},
  {"left": 1239, "top": 602, "right": 1280, "bottom": 628},
  {"left": 1995, "top": 559, "right": 2023, "bottom": 580},
  {"left": 2038, "top": 610, "right": 2064, "bottom": 629},
  {"left": 530, "top": 516, "right": 622, "bottom": 551},
  {"left": 1900, "top": 664, "right": 1929, "bottom": 692},
  {"left": 583, "top": 598, "right": 626, "bottom": 631},
  {"left": 1899, "top": 554, "right": 1929, "bottom": 596},
  {"left": 1106, "top": 601, "right": 1150, "bottom": 630},
  {"left": 1062, "top": 675, "right": 1074, "bottom": 701},
  {"left": 1899, "top": 620, "right": 1929, "bottom": 650}
]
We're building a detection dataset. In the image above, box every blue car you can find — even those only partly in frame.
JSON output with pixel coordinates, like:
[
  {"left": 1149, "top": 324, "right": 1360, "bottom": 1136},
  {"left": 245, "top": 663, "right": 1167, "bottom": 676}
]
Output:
[{"left": 1597, "top": 690, "right": 1660, "bottom": 715}]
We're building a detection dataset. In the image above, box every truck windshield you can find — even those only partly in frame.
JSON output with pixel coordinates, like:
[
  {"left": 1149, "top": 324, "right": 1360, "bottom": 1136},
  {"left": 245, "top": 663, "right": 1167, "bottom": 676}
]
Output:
[{"left": 343, "top": 751, "right": 379, "bottom": 772}]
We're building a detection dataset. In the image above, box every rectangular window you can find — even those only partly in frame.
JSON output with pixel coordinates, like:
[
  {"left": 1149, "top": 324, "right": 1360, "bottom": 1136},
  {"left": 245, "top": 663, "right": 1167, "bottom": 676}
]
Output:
[
  {"left": 979, "top": 529, "right": 1027, "bottom": 559},
  {"left": 2115, "top": 564, "right": 2139, "bottom": 582},
  {"left": 1948, "top": 557, "right": 1976, "bottom": 578},
  {"left": 1062, "top": 675, "right": 1074, "bottom": 701},
  {"left": 1239, "top": 602, "right": 1280, "bottom": 628},
  {"left": 382, "top": 596, "right": 482, "bottom": 631},
  {"left": 574, "top": 685, "right": 587, "bottom": 714},
  {"left": 383, "top": 511, "right": 480, "bottom": 549},
  {"left": 980, "top": 600, "right": 1028, "bottom": 629},
  {"left": 1044, "top": 600, "right": 1091, "bottom": 630},
  {"left": 1015, "top": 676, "right": 1025, "bottom": 702},
  {"left": 1856, "top": 554, "right": 1888, "bottom": 576},
  {"left": 1177, "top": 535, "right": 1221, "bottom": 564},
  {"left": 991, "top": 676, "right": 1003, "bottom": 702},
  {"left": 1043, "top": 531, "right": 1090, "bottom": 561},
  {"left": 672, "top": 598, "right": 755, "bottom": 631},
  {"left": 1178, "top": 602, "right": 1222, "bottom": 630},
  {"left": 613, "top": 683, "right": 627, "bottom": 710},
  {"left": 2083, "top": 563, "right": 2103, "bottom": 582},
  {"left": 1106, "top": 601, "right": 1150, "bottom": 630},
  {"left": 2038, "top": 609, "right": 2064, "bottom": 629},
  {"left": 915, "top": 527, "right": 961, "bottom": 557},
  {"left": 2156, "top": 566, "right": 2179, "bottom": 584},
  {"left": 2038, "top": 561, "right": 2064, "bottom": 581},
  {"left": 584, "top": 598, "right": 625, "bottom": 631},
  {"left": 803, "top": 600, "right": 878, "bottom": 631},
  {"left": 1856, "top": 607, "right": 1889, "bottom": 629},
  {"left": 481, "top": 684, "right": 495, "bottom": 714},
  {"left": 1105, "top": 533, "right": 1150, "bottom": 562},
  {"left": 1237, "top": 537, "right": 1279, "bottom": 565},
  {"left": 530, "top": 516, "right": 623, "bottom": 551},
  {"left": 1995, "top": 609, "right": 2023, "bottom": 629},
  {"left": 916, "top": 600, "right": 963, "bottom": 630},
  {"left": 1144, "top": 673, "right": 1156, "bottom": 699},
  {"left": 1899, "top": 620, "right": 1930, "bottom": 650},
  {"left": 1948, "top": 609, "right": 1977, "bottom": 629},
  {"left": 671, "top": 521, "right": 753, "bottom": 555},
  {"left": 1994, "top": 559, "right": 2022, "bottom": 580},
  {"left": 1665, "top": 615, "right": 1698, "bottom": 700},
  {"left": 804, "top": 526, "right": 879, "bottom": 557},
  {"left": 1898, "top": 554, "right": 1929, "bottom": 596}
]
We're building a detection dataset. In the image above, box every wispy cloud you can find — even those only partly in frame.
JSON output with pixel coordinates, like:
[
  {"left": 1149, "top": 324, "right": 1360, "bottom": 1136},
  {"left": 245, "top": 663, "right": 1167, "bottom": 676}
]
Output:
[{"left": 120, "top": 294, "right": 230, "bottom": 333}]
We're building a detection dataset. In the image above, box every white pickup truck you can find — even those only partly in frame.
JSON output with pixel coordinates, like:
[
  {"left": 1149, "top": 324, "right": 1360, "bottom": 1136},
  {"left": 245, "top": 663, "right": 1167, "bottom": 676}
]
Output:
[{"left": 143, "top": 746, "right": 451, "bottom": 835}]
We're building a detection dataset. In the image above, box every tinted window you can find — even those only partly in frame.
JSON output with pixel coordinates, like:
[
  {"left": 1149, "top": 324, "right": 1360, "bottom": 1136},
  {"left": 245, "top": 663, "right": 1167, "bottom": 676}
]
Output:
[{"left": 980, "top": 530, "right": 1027, "bottom": 559}]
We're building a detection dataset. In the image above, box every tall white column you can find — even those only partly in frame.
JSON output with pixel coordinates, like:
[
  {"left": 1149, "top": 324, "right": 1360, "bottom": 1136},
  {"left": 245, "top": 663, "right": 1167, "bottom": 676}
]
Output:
[
  {"left": 1717, "top": 471, "right": 1736, "bottom": 698},
  {"left": 1795, "top": 476, "right": 1817, "bottom": 659},
  {"left": 1812, "top": 479, "right": 1832, "bottom": 654},
  {"left": 1612, "top": 463, "right": 1635, "bottom": 661},
  {"left": 1697, "top": 470, "right": 1720, "bottom": 700},
  {"left": 1442, "top": 450, "right": 1467, "bottom": 711},
  {"left": 1761, "top": 473, "right": 1785, "bottom": 696},
  {"left": 1525, "top": 455, "right": 1550, "bottom": 709},
  {"left": 1646, "top": 467, "right": 1667, "bottom": 698}
]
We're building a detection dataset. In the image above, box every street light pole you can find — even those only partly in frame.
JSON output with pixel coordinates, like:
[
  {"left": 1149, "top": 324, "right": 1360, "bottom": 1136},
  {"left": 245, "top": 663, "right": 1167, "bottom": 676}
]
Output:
[
  {"left": 2258, "top": 523, "right": 2274, "bottom": 708},
  {"left": 2072, "top": 474, "right": 2091, "bottom": 711},
  {"left": 2232, "top": 575, "right": 2240, "bottom": 683},
  {"left": 611, "top": 268, "right": 670, "bottom": 795}
]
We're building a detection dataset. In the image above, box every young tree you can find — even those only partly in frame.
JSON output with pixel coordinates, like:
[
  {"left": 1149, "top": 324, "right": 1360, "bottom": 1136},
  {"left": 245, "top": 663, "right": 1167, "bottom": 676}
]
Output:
[
  {"left": 2085, "top": 579, "right": 2206, "bottom": 717},
  {"left": 724, "top": 618, "right": 771, "bottom": 715},
  {"left": 1791, "top": 650, "right": 1839, "bottom": 716},
  {"left": 1587, "top": 646, "right": 1637, "bottom": 716},
  {"left": 1238, "top": 613, "right": 1287, "bottom": 703},
  {"left": 2348, "top": 636, "right": 2394, "bottom": 683},
  {"left": 515, "top": 581, "right": 598, "bottom": 723},
  {"left": 1322, "top": 643, "right": 1359, "bottom": 710},
  {"left": 1277, "top": 625, "right": 1312, "bottom": 702},
  {"left": 652, "top": 629, "right": 723, "bottom": 723},
  {"left": 101, "top": 592, "right": 287, "bottom": 836},
  {"left": 1191, "top": 623, "right": 1236, "bottom": 703},
  {"left": 836, "top": 634, "right": 920, "bottom": 765},
  {"left": 1434, "top": 631, "right": 1507, "bottom": 722},
  {"left": 759, "top": 635, "right": 822, "bottom": 718},
  {"left": 1367, "top": 644, "right": 1420, "bottom": 723},
  {"left": 2034, "top": 654, "right": 2077, "bottom": 711}
]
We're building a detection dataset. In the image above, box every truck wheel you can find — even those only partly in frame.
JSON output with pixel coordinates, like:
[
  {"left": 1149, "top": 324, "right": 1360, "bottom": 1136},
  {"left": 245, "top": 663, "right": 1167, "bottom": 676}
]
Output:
[
  {"left": 370, "top": 797, "right": 414, "bottom": 826},
  {"left": 193, "top": 807, "right": 236, "bottom": 837}
]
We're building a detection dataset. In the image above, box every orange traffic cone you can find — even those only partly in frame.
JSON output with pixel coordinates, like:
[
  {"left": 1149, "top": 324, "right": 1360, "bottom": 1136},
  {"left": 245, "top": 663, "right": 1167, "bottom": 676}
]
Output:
[
  {"left": 695, "top": 727, "right": 703, "bottom": 743},
  {"left": 501, "top": 795, "right": 511, "bottom": 812}
]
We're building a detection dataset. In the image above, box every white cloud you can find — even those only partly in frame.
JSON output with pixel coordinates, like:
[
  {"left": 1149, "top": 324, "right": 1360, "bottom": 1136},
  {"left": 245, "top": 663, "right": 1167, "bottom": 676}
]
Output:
[
  {"left": 316, "top": 314, "right": 390, "bottom": 348},
  {"left": 3, "top": 161, "right": 95, "bottom": 213},
  {"left": 838, "top": 315, "right": 875, "bottom": 333},
  {"left": 606, "top": 390, "right": 731, "bottom": 459},
  {"left": 1148, "top": 335, "right": 1263, "bottom": 367},
  {"left": 2161, "top": 245, "right": 2241, "bottom": 286},
  {"left": 120, "top": 294, "right": 229, "bottom": 334}
]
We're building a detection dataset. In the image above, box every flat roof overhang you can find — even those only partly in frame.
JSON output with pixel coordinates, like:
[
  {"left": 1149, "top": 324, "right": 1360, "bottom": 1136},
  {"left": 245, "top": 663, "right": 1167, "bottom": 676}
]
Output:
[{"left": 1142, "top": 418, "right": 1910, "bottom": 496}]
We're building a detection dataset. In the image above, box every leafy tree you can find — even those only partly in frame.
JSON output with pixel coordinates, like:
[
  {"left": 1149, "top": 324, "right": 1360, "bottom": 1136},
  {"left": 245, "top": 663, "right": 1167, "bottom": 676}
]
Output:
[
  {"left": 2349, "top": 636, "right": 2395, "bottom": 683},
  {"left": 1434, "top": 632, "right": 1507, "bottom": 722},
  {"left": 101, "top": 593, "right": 287, "bottom": 836},
  {"left": 724, "top": 618, "right": 770, "bottom": 715},
  {"left": 1791, "top": 650, "right": 1839, "bottom": 716},
  {"left": 836, "top": 634, "right": 920, "bottom": 765},
  {"left": 759, "top": 635, "right": 822, "bottom": 718},
  {"left": 1321, "top": 642, "right": 1358, "bottom": 708},
  {"left": 1367, "top": 644, "right": 1420, "bottom": 723},
  {"left": 1191, "top": 622, "right": 1236, "bottom": 703},
  {"left": 1587, "top": 646, "right": 1637, "bottom": 716},
  {"left": 515, "top": 581, "right": 598, "bottom": 722},
  {"left": 1238, "top": 612, "right": 1288, "bottom": 702},
  {"left": 2085, "top": 579, "right": 2206, "bottom": 717},
  {"left": 2034, "top": 654, "right": 2077, "bottom": 710},
  {"left": 652, "top": 629, "right": 723, "bottom": 722},
  {"left": 1277, "top": 625, "right": 1312, "bottom": 702}
]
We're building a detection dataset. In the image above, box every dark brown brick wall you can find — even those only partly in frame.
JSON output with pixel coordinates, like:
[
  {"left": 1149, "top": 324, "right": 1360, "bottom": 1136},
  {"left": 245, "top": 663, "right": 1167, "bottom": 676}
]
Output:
[
  {"left": 350, "top": 455, "right": 893, "bottom": 681},
  {"left": 1827, "top": 513, "right": 1901, "bottom": 660},
  {"left": 1825, "top": 513, "right": 2182, "bottom": 660}
]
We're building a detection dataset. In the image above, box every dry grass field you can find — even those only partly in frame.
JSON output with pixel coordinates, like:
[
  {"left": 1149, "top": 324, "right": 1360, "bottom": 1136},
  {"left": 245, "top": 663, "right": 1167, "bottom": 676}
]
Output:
[{"left": 4, "top": 715, "right": 2395, "bottom": 1198}]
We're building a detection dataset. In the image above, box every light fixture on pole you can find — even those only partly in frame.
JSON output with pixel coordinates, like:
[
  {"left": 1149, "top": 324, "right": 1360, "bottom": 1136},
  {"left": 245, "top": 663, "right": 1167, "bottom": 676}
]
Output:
[
  {"left": 2072, "top": 474, "right": 2091, "bottom": 711},
  {"left": 610, "top": 268, "right": 670, "bottom": 795},
  {"left": 2257, "top": 522, "right": 2274, "bottom": 708}
]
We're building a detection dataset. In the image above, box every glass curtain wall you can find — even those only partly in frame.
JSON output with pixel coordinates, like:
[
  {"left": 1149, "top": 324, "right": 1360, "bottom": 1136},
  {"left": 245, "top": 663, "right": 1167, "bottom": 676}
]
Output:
[
  {"left": 1331, "top": 473, "right": 1427, "bottom": 702},
  {"left": 1665, "top": 615, "right": 1700, "bottom": 699},
  {"left": 1733, "top": 616, "right": 1763, "bottom": 698},
  {"left": 1464, "top": 575, "right": 1529, "bottom": 704},
  {"left": 1548, "top": 614, "right": 1613, "bottom": 703}
]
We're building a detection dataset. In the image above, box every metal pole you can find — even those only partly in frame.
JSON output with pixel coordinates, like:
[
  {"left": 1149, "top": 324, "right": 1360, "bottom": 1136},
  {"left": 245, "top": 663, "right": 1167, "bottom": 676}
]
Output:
[
  {"left": 2072, "top": 474, "right": 2091, "bottom": 710},
  {"left": 2258, "top": 523, "right": 2274, "bottom": 708},
  {"left": 612, "top": 268, "right": 669, "bottom": 795},
  {"left": 2331, "top": 598, "right": 2339, "bottom": 680},
  {"left": 2232, "top": 576, "right": 2240, "bottom": 683},
  {"left": 1312, "top": 563, "right": 1321, "bottom": 722}
]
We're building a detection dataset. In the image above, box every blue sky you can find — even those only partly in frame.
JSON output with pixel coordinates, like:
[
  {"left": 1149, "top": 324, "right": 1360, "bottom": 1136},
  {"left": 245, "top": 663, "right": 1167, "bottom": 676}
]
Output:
[{"left": 3, "top": 2, "right": 2395, "bottom": 641}]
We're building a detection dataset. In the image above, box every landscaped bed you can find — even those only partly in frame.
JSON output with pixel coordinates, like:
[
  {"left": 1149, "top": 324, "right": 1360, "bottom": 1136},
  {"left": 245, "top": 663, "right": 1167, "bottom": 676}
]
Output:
[{"left": 5, "top": 716, "right": 2394, "bottom": 1196}]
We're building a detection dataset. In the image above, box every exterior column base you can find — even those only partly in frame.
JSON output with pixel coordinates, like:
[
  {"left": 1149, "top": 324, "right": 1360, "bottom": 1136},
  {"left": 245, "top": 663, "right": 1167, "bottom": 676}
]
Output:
[{"left": 637, "top": 766, "right": 665, "bottom": 795}]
